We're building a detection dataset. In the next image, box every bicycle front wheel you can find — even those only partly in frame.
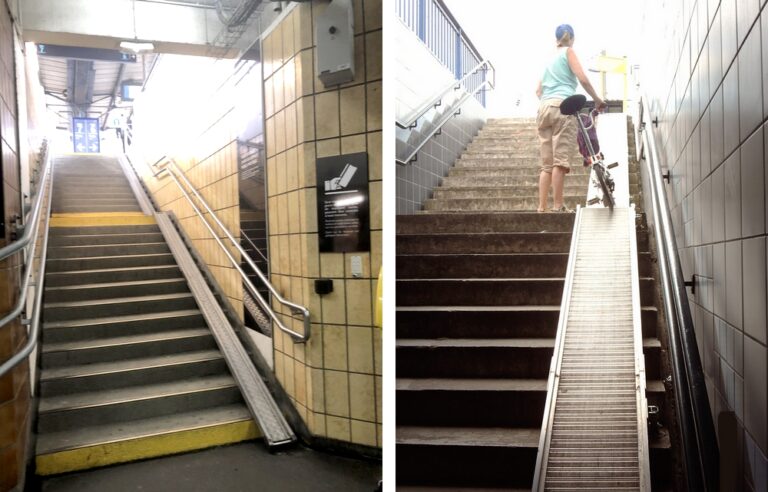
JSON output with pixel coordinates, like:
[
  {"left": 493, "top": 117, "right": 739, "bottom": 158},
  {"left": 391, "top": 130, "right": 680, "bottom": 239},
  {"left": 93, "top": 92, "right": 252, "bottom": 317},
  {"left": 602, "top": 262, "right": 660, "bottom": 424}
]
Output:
[{"left": 593, "top": 164, "right": 615, "bottom": 210}]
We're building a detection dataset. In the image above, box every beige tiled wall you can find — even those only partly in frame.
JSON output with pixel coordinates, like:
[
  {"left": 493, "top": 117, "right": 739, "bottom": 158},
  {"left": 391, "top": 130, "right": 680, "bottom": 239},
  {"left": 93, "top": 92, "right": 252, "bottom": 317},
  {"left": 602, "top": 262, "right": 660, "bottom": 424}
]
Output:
[
  {"left": 264, "top": 1, "right": 382, "bottom": 448},
  {"left": 139, "top": 114, "right": 245, "bottom": 319},
  {"left": 641, "top": 1, "right": 768, "bottom": 489}
]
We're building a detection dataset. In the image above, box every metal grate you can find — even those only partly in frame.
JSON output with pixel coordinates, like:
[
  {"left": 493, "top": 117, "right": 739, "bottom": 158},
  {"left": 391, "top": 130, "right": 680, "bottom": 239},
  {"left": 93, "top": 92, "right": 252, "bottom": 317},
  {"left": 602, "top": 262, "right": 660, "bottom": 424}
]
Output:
[{"left": 535, "top": 207, "right": 650, "bottom": 491}]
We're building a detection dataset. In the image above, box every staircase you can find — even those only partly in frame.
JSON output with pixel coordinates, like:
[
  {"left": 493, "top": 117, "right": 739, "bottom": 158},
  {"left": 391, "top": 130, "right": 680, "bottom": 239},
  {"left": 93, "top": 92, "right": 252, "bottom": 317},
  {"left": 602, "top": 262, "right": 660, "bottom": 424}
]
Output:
[
  {"left": 240, "top": 208, "right": 272, "bottom": 334},
  {"left": 396, "top": 118, "right": 674, "bottom": 489},
  {"left": 36, "top": 156, "right": 258, "bottom": 475}
]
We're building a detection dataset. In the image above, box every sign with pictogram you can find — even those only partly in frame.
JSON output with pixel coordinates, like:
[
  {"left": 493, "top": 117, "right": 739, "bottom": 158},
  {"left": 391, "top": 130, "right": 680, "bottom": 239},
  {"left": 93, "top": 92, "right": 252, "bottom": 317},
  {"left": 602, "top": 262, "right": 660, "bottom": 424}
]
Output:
[
  {"left": 316, "top": 152, "right": 370, "bottom": 252},
  {"left": 72, "top": 117, "right": 100, "bottom": 153}
]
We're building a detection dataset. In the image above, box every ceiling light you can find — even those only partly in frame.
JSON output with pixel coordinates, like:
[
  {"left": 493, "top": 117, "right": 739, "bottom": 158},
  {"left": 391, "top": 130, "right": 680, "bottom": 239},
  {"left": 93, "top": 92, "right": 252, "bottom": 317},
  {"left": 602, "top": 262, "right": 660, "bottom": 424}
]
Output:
[{"left": 120, "top": 41, "right": 155, "bottom": 54}]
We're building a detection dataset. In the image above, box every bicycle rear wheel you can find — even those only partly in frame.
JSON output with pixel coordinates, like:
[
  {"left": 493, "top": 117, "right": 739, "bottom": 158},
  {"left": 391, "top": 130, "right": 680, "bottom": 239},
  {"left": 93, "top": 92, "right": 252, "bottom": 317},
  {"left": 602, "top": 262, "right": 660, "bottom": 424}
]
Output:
[{"left": 593, "top": 164, "right": 615, "bottom": 210}]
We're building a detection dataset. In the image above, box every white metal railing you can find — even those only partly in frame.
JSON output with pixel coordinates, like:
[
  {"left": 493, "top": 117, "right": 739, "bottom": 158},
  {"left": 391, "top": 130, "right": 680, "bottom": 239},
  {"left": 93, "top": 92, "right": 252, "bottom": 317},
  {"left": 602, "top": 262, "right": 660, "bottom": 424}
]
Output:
[
  {"left": 0, "top": 141, "right": 54, "bottom": 377},
  {"left": 395, "top": 0, "right": 487, "bottom": 106},
  {"left": 396, "top": 76, "right": 494, "bottom": 165},
  {"left": 150, "top": 158, "right": 311, "bottom": 343},
  {"left": 395, "top": 58, "right": 494, "bottom": 130}
]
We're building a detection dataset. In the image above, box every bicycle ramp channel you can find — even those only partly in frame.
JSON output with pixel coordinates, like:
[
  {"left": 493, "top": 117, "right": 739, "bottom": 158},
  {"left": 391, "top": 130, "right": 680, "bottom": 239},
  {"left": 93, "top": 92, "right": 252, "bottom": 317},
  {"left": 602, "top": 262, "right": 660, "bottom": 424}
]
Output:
[{"left": 533, "top": 206, "right": 651, "bottom": 491}]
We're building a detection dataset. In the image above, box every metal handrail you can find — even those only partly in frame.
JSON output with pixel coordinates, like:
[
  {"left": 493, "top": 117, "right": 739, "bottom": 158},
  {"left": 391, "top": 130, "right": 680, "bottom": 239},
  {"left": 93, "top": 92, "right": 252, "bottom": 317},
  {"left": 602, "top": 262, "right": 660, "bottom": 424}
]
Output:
[
  {"left": 152, "top": 158, "right": 311, "bottom": 343},
  {"left": 395, "top": 58, "right": 495, "bottom": 129},
  {"left": 396, "top": 78, "right": 493, "bottom": 165},
  {"left": 0, "top": 143, "right": 54, "bottom": 377},
  {"left": 639, "top": 97, "right": 719, "bottom": 491}
]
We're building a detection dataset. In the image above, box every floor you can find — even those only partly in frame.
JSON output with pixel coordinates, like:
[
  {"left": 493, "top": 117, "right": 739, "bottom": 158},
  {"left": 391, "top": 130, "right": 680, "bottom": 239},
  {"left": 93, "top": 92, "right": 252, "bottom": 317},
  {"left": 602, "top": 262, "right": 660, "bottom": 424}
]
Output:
[{"left": 33, "top": 442, "right": 382, "bottom": 492}]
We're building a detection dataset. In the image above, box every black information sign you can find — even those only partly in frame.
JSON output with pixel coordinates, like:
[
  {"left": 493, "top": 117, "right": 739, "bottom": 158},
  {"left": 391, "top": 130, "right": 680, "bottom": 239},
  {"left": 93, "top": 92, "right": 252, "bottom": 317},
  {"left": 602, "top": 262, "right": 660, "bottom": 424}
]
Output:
[{"left": 316, "top": 152, "right": 370, "bottom": 252}]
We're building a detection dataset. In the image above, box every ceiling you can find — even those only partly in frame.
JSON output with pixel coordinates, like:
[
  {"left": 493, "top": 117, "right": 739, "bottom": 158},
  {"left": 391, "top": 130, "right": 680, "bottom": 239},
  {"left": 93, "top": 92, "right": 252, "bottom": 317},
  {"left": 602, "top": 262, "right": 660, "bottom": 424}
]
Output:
[
  {"left": 39, "top": 53, "right": 156, "bottom": 130},
  {"left": 34, "top": 1, "right": 268, "bottom": 130}
]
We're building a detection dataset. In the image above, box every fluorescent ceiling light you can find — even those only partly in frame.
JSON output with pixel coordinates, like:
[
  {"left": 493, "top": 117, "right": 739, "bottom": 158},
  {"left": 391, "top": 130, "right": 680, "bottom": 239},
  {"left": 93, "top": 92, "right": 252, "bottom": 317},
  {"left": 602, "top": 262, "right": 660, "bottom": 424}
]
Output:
[{"left": 120, "top": 41, "right": 155, "bottom": 53}]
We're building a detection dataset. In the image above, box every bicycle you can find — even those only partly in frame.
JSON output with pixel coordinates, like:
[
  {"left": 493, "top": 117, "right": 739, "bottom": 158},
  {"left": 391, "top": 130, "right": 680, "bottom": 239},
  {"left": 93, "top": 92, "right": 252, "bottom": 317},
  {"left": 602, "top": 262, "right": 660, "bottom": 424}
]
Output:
[{"left": 560, "top": 94, "right": 617, "bottom": 210}]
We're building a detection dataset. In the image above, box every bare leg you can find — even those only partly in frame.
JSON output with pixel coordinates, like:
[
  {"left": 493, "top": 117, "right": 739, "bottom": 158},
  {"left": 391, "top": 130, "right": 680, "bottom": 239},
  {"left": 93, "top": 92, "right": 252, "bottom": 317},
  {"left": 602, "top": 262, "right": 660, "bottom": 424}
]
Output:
[
  {"left": 552, "top": 165, "right": 566, "bottom": 209},
  {"left": 538, "top": 171, "right": 552, "bottom": 212}
]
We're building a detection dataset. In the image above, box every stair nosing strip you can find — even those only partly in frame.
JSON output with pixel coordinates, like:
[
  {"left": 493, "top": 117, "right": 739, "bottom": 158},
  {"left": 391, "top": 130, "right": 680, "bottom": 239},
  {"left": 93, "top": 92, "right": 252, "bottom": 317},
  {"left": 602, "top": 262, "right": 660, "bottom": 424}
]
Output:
[
  {"left": 45, "top": 277, "right": 187, "bottom": 292},
  {"left": 46, "top": 252, "right": 173, "bottom": 262},
  {"left": 45, "top": 264, "right": 178, "bottom": 276},
  {"left": 44, "top": 292, "right": 194, "bottom": 309},
  {"left": 48, "top": 242, "right": 168, "bottom": 250},
  {"left": 39, "top": 381, "right": 238, "bottom": 415},
  {"left": 36, "top": 409, "right": 253, "bottom": 455},
  {"left": 42, "top": 328, "right": 212, "bottom": 354},
  {"left": 40, "top": 352, "right": 225, "bottom": 382},
  {"left": 43, "top": 309, "right": 202, "bottom": 329}
]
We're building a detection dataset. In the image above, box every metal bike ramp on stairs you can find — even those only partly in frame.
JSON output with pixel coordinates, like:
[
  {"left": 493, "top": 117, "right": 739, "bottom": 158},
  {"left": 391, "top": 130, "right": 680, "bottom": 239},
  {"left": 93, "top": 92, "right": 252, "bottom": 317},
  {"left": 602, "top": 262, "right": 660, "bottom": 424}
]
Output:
[{"left": 533, "top": 206, "right": 651, "bottom": 491}]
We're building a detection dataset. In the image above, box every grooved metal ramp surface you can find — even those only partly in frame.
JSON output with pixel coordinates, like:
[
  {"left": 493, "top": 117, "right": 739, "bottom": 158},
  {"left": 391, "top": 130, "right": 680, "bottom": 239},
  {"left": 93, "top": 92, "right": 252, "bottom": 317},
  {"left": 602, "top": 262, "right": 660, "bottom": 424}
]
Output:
[
  {"left": 534, "top": 207, "right": 651, "bottom": 491},
  {"left": 155, "top": 214, "right": 296, "bottom": 447}
]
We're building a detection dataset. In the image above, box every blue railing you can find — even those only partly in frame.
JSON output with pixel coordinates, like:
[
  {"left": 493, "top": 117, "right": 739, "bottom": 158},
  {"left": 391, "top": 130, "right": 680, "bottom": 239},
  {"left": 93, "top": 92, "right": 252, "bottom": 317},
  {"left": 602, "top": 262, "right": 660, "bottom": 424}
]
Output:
[{"left": 396, "top": 0, "right": 487, "bottom": 106}]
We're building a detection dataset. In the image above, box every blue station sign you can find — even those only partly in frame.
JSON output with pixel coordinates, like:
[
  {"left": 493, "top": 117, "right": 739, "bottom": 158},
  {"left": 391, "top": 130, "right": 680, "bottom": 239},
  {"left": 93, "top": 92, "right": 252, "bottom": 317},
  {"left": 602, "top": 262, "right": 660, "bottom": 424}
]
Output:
[{"left": 73, "top": 117, "right": 100, "bottom": 153}]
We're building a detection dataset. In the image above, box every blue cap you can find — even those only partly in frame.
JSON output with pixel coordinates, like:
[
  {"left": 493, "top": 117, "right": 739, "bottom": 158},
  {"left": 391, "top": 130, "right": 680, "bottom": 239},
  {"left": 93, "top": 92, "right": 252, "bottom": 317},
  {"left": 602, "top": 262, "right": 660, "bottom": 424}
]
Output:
[{"left": 555, "top": 24, "right": 574, "bottom": 40}]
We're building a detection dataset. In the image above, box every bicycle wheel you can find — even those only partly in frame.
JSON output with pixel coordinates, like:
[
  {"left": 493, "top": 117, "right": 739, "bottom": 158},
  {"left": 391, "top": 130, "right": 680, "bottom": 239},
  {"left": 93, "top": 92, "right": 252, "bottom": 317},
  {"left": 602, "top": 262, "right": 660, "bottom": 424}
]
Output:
[{"left": 593, "top": 164, "right": 615, "bottom": 210}]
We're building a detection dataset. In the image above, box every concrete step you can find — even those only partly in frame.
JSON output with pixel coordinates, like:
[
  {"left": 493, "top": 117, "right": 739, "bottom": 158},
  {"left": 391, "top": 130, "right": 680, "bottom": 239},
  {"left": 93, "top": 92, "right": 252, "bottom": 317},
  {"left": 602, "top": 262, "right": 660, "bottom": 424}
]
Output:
[
  {"left": 53, "top": 185, "right": 133, "bottom": 194},
  {"left": 55, "top": 198, "right": 138, "bottom": 206},
  {"left": 396, "top": 252, "right": 653, "bottom": 278},
  {"left": 53, "top": 175, "right": 129, "bottom": 183},
  {"left": 44, "top": 277, "right": 190, "bottom": 303},
  {"left": 395, "top": 306, "right": 659, "bottom": 340},
  {"left": 47, "top": 242, "right": 170, "bottom": 259},
  {"left": 396, "top": 337, "right": 661, "bottom": 379},
  {"left": 49, "top": 232, "right": 166, "bottom": 247},
  {"left": 396, "top": 426, "right": 672, "bottom": 489},
  {"left": 455, "top": 157, "right": 538, "bottom": 167},
  {"left": 396, "top": 278, "right": 656, "bottom": 306},
  {"left": 45, "top": 264, "right": 182, "bottom": 287},
  {"left": 424, "top": 196, "right": 586, "bottom": 212},
  {"left": 49, "top": 224, "right": 160, "bottom": 236},
  {"left": 460, "top": 152, "right": 540, "bottom": 160},
  {"left": 41, "top": 327, "right": 215, "bottom": 368},
  {"left": 396, "top": 212, "right": 575, "bottom": 234},
  {"left": 441, "top": 175, "right": 596, "bottom": 189},
  {"left": 45, "top": 252, "right": 177, "bottom": 272},
  {"left": 466, "top": 143, "right": 540, "bottom": 153},
  {"left": 396, "top": 426, "right": 539, "bottom": 489},
  {"left": 395, "top": 230, "right": 650, "bottom": 255},
  {"left": 35, "top": 403, "right": 252, "bottom": 458},
  {"left": 54, "top": 191, "right": 136, "bottom": 198},
  {"left": 396, "top": 378, "right": 666, "bottom": 428},
  {"left": 448, "top": 167, "right": 591, "bottom": 177},
  {"left": 38, "top": 374, "right": 240, "bottom": 433},
  {"left": 39, "top": 349, "right": 227, "bottom": 397},
  {"left": 440, "top": 176, "right": 583, "bottom": 189},
  {"left": 397, "top": 232, "right": 573, "bottom": 254},
  {"left": 53, "top": 205, "right": 142, "bottom": 213},
  {"left": 434, "top": 185, "right": 620, "bottom": 200},
  {"left": 472, "top": 135, "right": 540, "bottom": 142},
  {"left": 43, "top": 292, "right": 198, "bottom": 322},
  {"left": 43, "top": 309, "right": 205, "bottom": 343}
]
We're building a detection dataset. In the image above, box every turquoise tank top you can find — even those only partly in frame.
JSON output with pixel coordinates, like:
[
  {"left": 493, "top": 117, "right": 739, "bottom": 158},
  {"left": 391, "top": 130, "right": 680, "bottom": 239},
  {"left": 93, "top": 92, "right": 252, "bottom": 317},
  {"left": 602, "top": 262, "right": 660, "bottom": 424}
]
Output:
[{"left": 541, "top": 48, "right": 577, "bottom": 100}]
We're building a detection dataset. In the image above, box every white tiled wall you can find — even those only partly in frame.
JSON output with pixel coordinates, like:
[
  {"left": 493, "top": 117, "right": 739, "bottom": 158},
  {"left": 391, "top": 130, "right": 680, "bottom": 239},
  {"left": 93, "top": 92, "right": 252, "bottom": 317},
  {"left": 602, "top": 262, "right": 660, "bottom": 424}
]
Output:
[{"left": 641, "top": 1, "right": 768, "bottom": 489}]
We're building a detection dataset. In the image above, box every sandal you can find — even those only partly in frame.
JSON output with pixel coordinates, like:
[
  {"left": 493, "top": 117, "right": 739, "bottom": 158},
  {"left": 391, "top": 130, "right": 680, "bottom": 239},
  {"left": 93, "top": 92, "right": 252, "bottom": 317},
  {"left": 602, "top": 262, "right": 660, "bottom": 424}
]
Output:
[
  {"left": 553, "top": 205, "right": 575, "bottom": 213},
  {"left": 537, "top": 208, "right": 549, "bottom": 213}
]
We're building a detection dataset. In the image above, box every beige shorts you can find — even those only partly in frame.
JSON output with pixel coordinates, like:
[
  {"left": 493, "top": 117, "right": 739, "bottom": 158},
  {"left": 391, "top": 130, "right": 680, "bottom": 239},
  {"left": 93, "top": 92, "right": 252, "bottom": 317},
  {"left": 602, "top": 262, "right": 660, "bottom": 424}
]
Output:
[{"left": 536, "top": 99, "right": 577, "bottom": 173}]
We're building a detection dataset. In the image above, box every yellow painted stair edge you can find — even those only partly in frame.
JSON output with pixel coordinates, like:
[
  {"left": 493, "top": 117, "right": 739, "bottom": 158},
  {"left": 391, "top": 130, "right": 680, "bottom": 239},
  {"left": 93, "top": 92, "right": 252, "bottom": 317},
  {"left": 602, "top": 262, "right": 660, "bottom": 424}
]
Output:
[
  {"left": 50, "top": 212, "right": 155, "bottom": 227},
  {"left": 36, "top": 419, "right": 260, "bottom": 475}
]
